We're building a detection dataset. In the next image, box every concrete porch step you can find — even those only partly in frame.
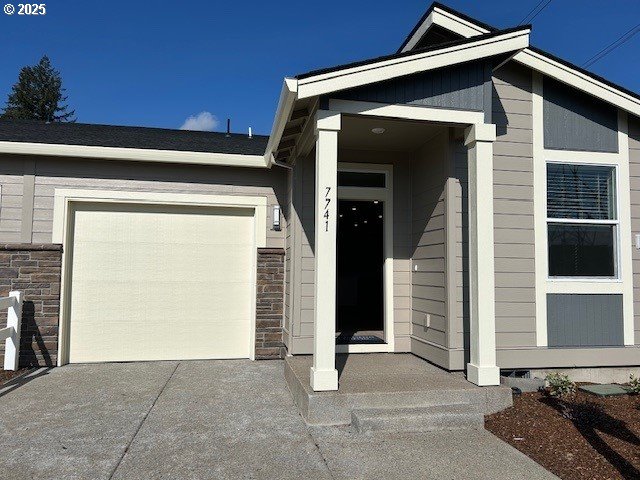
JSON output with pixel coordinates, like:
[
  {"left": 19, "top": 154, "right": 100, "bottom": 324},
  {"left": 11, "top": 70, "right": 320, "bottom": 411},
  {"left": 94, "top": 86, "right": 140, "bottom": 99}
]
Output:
[
  {"left": 284, "top": 355, "right": 513, "bottom": 426},
  {"left": 351, "top": 405, "right": 484, "bottom": 434}
]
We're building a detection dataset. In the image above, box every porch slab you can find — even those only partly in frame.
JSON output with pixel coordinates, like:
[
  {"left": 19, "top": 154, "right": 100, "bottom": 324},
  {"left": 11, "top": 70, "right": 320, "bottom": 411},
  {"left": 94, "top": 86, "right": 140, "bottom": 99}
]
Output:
[{"left": 285, "top": 354, "right": 512, "bottom": 426}]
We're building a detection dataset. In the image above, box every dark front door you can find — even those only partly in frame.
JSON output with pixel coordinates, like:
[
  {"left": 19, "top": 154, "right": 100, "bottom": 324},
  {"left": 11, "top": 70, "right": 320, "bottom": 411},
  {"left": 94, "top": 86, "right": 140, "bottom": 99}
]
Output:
[{"left": 336, "top": 199, "right": 384, "bottom": 340}]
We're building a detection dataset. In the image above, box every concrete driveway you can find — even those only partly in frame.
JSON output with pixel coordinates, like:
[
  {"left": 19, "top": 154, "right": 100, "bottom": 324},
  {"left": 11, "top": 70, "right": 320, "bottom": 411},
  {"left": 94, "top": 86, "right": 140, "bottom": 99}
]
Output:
[{"left": 0, "top": 360, "right": 556, "bottom": 479}]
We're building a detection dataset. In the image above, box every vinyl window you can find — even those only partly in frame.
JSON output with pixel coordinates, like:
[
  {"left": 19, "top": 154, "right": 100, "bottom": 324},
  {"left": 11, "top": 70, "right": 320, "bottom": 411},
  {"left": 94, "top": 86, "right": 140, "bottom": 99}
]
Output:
[{"left": 546, "top": 163, "right": 617, "bottom": 278}]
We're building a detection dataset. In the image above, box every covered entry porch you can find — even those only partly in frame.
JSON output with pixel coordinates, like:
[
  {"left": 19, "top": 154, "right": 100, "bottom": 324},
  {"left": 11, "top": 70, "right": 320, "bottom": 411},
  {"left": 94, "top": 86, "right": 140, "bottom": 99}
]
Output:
[
  {"left": 309, "top": 103, "right": 498, "bottom": 391},
  {"left": 280, "top": 102, "right": 500, "bottom": 392},
  {"left": 264, "top": 25, "right": 531, "bottom": 392}
]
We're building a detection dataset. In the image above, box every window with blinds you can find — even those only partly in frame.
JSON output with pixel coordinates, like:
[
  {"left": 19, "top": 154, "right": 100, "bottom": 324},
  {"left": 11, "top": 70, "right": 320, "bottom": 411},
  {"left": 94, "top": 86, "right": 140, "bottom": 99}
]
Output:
[
  {"left": 547, "top": 164, "right": 616, "bottom": 220},
  {"left": 546, "top": 163, "right": 618, "bottom": 278}
]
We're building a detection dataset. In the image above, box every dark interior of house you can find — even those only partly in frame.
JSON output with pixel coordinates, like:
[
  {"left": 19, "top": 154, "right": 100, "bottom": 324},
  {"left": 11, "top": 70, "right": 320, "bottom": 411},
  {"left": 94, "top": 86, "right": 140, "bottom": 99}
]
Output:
[{"left": 336, "top": 199, "right": 384, "bottom": 343}]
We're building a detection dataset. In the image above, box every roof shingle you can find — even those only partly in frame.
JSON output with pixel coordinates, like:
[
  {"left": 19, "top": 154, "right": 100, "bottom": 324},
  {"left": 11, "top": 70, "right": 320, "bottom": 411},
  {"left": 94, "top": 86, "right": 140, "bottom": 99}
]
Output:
[{"left": 0, "top": 120, "right": 268, "bottom": 156}]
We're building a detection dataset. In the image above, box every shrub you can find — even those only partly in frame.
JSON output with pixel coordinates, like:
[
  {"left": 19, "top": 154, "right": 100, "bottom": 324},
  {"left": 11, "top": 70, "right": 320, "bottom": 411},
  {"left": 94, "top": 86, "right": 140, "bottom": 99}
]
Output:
[
  {"left": 546, "top": 373, "right": 576, "bottom": 399},
  {"left": 628, "top": 374, "right": 640, "bottom": 395}
]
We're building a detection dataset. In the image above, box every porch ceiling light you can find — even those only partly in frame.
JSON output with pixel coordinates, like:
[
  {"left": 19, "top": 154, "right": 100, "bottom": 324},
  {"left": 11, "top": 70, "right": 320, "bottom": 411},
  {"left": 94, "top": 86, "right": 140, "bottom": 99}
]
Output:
[{"left": 371, "top": 127, "right": 385, "bottom": 134}]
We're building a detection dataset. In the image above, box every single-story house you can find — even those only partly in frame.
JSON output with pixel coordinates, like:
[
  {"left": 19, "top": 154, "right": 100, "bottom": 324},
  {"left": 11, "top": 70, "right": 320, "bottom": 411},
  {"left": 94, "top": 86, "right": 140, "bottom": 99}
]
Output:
[{"left": 1, "top": 2, "right": 639, "bottom": 391}]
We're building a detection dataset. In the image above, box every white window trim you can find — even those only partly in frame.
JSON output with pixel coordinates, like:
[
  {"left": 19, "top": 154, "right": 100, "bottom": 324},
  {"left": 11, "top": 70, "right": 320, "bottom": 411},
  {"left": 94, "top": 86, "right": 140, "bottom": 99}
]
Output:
[
  {"left": 545, "top": 160, "right": 620, "bottom": 282},
  {"left": 533, "top": 72, "right": 634, "bottom": 346},
  {"left": 52, "top": 188, "right": 268, "bottom": 366},
  {"left": 336, "top": 163, "right": 395, "bottom": 353}
]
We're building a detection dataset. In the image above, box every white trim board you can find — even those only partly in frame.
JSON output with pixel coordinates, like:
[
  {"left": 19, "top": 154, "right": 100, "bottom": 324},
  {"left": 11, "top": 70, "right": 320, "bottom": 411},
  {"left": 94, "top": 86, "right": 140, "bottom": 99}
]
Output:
[
  {"left": 401, "top": 5, "right": 640, "bottom": 118},
  {"left": 0, "top": 141, "right": 268, "bottom": 169},
  {"left": 328, "top": 100, "right": 485, "bottom": 126},
  {"left": 53, "top": 189, "right": 268, "bottom": 366},
  {"left": 297, "top": 29, "right": 529, "bottom": 99}
]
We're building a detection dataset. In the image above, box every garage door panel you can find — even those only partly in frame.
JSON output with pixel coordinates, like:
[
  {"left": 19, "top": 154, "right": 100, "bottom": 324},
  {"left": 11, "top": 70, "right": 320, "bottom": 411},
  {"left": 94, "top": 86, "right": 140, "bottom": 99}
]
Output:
[
  {"left": 68, "top": 203, "right": 254, "bottom": 363},
  {"left": 72, "top": 242, "right": 254, "bottom": 284},
  {"left": 74, "top": 206, "right": 255, "bottom": 245}
]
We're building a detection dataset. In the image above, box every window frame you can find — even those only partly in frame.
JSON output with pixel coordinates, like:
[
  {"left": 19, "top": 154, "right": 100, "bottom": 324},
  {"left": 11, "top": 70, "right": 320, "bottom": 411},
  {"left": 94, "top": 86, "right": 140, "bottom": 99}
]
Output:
[{"left": 545, "top": 160, "right": 621, "bottom": 281}]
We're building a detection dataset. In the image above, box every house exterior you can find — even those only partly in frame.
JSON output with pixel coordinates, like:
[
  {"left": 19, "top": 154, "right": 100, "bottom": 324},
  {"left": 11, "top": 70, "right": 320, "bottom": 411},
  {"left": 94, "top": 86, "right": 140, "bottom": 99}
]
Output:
[{"left": 1, "top": 2, "right": 639, "bottom": 391}]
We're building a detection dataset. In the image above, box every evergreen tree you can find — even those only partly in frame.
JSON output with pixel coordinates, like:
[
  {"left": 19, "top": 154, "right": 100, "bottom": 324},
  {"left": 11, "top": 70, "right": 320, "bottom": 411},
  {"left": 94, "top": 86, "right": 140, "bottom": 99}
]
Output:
[{"left": 1, "top": 56, "right": 75, "bottom": 122}]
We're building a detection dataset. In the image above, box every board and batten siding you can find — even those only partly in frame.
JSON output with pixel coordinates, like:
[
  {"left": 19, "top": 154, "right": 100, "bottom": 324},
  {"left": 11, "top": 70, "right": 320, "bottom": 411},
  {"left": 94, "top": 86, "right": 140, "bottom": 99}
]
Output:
[
  {"left": 334, "top": 61, "right": 488, "bottom": 113},
  {"left": 629, "top": 116, "right": 640, "bottom": 345},
  {"left": 543, "top": 77, "right": 619, "bottom": 153},
  {"left": 2, "top": 157, "right": 286, "bottom": 248},
  {"left": 547, "top": 294, "right": 624, "bottom": 347},
  {"left": 287, "top": 149, "right": 413, "bottom": 354},
  {"left": 410, "top": 132, "right": 450, "bottom": 368}
]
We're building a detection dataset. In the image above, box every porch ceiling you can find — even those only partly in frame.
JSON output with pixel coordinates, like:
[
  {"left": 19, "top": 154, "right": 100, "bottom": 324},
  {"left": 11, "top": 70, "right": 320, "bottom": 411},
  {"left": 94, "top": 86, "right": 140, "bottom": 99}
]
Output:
[{"left": 339, "top": 115, "right": 446, "bottom": 152}]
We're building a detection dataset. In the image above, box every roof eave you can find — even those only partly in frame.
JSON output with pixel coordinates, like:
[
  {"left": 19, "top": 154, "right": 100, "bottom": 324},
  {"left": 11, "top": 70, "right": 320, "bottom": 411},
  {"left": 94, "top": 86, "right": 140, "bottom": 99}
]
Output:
[
  {"left": 296, "top": 27, "right": 530, "bottom": 99},
  {"left": 264, "top": 78, "right": 298, "bottom": 167},
  {"left": 0, "top": 141, "right": 268, "bottom": 168}
]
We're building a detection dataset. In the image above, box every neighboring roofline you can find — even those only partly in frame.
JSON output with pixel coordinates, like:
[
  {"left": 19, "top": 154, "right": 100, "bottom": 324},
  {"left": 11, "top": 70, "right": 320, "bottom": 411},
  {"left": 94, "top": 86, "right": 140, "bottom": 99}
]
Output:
[
  {"left": 264, "top": 27, "right": 530, "bottom": 164},
  {"left": 399, "top": 2, "right": 640, "bottom": 117},
  {"left": 0, "top": 141, "right": 268, "bottom": 168}
]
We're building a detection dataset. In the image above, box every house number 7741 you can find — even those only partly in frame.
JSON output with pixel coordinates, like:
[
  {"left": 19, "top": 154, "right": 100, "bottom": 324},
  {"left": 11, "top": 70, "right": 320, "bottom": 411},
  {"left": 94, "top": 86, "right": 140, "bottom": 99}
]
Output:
[{"left": 324, "top": 186, "right": 331, "bottom": 232}]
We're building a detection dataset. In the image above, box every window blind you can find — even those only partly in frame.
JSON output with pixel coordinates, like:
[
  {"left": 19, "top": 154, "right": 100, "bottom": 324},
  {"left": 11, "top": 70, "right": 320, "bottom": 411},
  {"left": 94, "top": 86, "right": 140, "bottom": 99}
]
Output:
[{"left": 547, "top": 164, "right": 615, "bottom": 220}]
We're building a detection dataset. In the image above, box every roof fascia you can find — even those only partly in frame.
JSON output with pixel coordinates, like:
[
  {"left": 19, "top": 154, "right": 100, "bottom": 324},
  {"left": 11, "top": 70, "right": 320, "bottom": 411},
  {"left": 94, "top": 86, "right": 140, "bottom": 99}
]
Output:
[
  {"left": 0, "top": 141, "right": 268, "bottom": 168},
  {"left": 264, "top": 78, "right": 298, "bottom": 167},
  {"left": 297, "top": 28, "right": 530, "bottom": 100}
]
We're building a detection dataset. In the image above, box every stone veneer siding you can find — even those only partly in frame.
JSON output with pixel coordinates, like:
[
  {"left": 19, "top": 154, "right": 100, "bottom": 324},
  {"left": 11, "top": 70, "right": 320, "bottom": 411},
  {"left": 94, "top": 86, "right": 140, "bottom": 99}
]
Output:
[
  {"left": 0, "top": 244, "right": 285, "bottom": 365},
  {"left": 255, "top": 248, "right": 286, "bottom": 359},
  {"left": 0, "top": 244, "right": 62, "bottom": 367}
]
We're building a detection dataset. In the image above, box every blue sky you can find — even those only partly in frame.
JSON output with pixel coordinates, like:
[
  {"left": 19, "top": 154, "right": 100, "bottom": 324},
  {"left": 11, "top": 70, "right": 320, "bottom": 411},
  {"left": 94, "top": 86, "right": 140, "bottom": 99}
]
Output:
[{"left": 1, "top": 1, "right": 638, "bottom": 135}]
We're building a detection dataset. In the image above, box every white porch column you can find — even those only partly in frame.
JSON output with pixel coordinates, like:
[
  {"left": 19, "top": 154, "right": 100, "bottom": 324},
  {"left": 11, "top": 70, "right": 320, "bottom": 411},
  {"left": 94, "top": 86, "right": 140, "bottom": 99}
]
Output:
[
  {"left": 311, "top": 110, "right": 341, "bottom": 391},
  {"left": 464, "top": 124, "right": 500, "bottom": 387}
]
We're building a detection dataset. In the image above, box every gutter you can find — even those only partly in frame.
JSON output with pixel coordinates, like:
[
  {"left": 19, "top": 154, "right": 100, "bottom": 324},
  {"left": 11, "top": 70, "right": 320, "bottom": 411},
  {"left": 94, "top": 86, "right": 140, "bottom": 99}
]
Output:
[{"left": 264, "top": 77, "right": 298, "bottom": 168}]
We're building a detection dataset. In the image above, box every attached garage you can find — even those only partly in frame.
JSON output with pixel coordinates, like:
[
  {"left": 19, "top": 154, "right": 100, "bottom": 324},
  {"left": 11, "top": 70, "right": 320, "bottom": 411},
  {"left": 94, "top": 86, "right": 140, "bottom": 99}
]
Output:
[{"left": 53, "top": 191, "right": 268, "bottom": 364}]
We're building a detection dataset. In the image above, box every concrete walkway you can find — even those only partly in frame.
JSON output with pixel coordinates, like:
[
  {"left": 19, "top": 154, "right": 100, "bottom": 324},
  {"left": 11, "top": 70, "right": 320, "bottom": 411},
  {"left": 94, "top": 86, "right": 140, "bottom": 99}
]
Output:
[{"left": 0, "top": 360, "right": 557, "bottom": 479}]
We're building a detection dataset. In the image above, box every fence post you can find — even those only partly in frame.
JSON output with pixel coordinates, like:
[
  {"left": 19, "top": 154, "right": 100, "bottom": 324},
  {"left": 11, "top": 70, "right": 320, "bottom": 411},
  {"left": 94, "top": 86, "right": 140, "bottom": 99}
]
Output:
[{"left": 4, "top": 291, "right": 23, "bottom": 371}]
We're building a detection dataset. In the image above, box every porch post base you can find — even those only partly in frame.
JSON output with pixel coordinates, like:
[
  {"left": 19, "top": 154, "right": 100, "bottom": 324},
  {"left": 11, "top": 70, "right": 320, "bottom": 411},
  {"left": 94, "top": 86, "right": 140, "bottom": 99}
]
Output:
[
  {"left": 466, "top": 363, "right": 500, "bottom": 386},
  {"left": 310, "top": 367, "right": 338, "bottom": 391}
]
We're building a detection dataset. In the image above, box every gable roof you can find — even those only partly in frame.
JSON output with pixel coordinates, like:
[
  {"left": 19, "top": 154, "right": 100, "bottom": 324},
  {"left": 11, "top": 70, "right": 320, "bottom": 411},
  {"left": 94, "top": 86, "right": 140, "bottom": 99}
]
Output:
[
  {"left": 264, "top": 25, "right": 530, "bottom": 164},
  {"left": 399, "top": 2, "right": 640, "bottom": 116},
  {"left": 398, "top": 2, "right": 496, "bottom": 53},
  {"left": 296, "top": 26, "right": 527, "bottom": 80},
  {"left": 294, "top": 26, "right": 528, "bottom": 98}
]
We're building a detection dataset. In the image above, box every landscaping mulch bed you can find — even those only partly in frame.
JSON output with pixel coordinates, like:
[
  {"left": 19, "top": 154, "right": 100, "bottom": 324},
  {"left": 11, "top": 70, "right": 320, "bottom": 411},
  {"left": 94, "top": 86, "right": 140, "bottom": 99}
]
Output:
[
  {"left": 0, "top": 369, "right": 28, "bottom": 387},
  {"left": 486, "top": 389, "right": 640, "bottom": 480}
]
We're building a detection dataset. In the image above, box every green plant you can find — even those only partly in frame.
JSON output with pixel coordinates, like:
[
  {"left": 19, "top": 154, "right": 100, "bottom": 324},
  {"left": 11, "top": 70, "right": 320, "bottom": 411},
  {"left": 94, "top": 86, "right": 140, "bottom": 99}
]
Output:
[
  {"left": 546, "top": 373, "right": 576, "bottom": 399},
  {"left": 628, "top": 374, "right": 640, "bottom": 395}
]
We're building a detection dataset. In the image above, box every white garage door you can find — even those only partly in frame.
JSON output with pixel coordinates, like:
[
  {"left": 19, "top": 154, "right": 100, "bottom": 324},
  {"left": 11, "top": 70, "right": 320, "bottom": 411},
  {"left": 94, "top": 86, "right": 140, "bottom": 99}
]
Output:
[{"left": 67, "top": 203, "right": 255, "bottom": 363}]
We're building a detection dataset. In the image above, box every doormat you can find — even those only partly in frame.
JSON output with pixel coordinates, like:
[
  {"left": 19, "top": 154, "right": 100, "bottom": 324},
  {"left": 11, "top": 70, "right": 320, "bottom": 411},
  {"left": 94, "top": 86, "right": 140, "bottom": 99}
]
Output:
[{"left": 336, "top": 335, "right": 385, "bottom": 345}]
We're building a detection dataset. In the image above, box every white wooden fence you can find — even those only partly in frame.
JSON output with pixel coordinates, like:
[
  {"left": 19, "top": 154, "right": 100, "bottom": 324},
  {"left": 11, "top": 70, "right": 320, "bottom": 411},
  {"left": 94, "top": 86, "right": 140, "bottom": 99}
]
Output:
[{"left": 0, "top": 291, "right": 23, "bottom": 371}]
